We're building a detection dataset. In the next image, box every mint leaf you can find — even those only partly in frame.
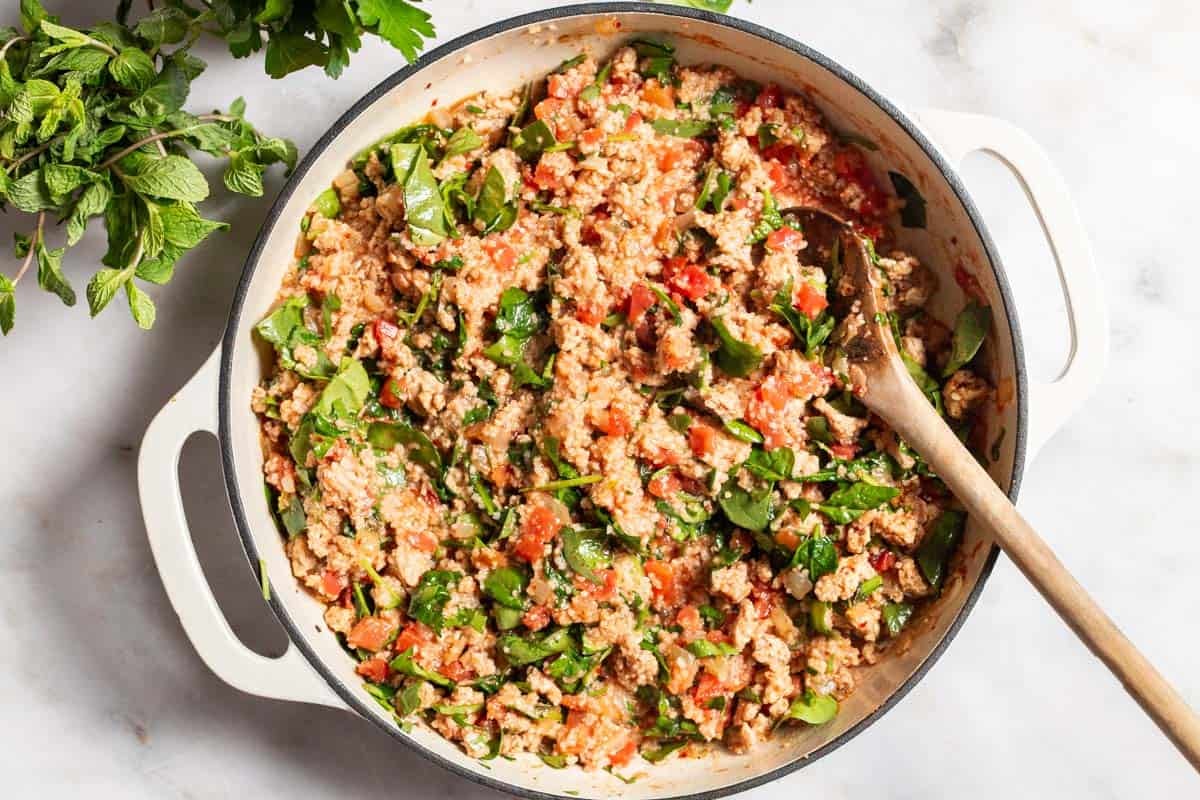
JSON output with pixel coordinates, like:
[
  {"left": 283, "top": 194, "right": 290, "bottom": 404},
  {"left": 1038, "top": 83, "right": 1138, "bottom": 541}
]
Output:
[
  {"left": 124, "top": 281, "right": 155, "bottom": 329},
  {"left": 109, "top": 47, "right": 156, "bottom": 92},
  {"left": 86, "top": 267, "right": 131, "bottom": 317},
  {"left": 124, "top": 155, "right": 210, "bottom": 202},
  {"left": 0, "top": 273, "right": 14, "bottom": 334},
  {"left": 35, "top": 242, "right": 74, "bottom": 306},
  {"left": 356, "top": 0, "right": 435, "bottom": 63}
]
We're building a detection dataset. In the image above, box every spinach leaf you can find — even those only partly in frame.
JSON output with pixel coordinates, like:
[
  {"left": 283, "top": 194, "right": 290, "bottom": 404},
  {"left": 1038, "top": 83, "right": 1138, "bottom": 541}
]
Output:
[
  {"left": 787, "top": 690, "right": 838, "bottom": 725},
  {"left": 391, "top": 142, "right": 449, "bottom": 245},
  {"left": 817, "top": 481, "right": 900, "bottom": 524},
  {"left": 483, "top": 287, "right": 549, "bottom": 389},
  {"left": 888, "top": 170, "right": 926, "bottom": 228},
  {"left": 788, "top": 532, "right": 837, "bottom": 580},
  {"left": 652, "top": 118, "right": 711, "bottom": 138},
  {"left": 685, "top": 639, "right": 739, "bottom": 658},
  {"left": 443, "top": 127, "right": 483, "bottom": 159},
  {"left": 854, "top": 574, "right": 883, "bottom": 602},
  {"left": 717, "top": 478, "right": 773, "bottom": 531},
  {"left": 642, "top": 740, "right": 688, "bottom": 764},
  {"left": 916, "top": 509, "right": 965, "bottom": 588},
  {"left": 579, "top": 62, "right": 612, "bottom": 102},
  {"left": 497, "top": 627, "right": 574, "bottom": 666},
  {"left": 747, "top": 189, "right": 784, "bottom": 243},
  {"left": 710, "top": 317, "right": 763, "bottom": 377},
  {"left": 723, "top": 419, "right": 763, "bottom": 444},
  {"left": 493, "top": 287, "right": 540, "bottom": 337},
  {"left": 769, "top": 278, "right": 835, "bottom": 358},
  {"left": 757, "top": 123, "right": 780, "bottom": 150},
  {"left": 483, "top": 566, "right": 528, "bottom": 610},
  {"left": 695, "top": 162, "right": 733, "bottom": 213},
  {"left": 632, "top": 38, "right": 675, "bottom": 82},
  {"left": 561, "top": 527, "right": 613, "bottom": 583},
  {"left": 314, "top": 358, "right": 370, "bottom": 417},
  {"left": 390, "top": 646, "right": 454, "bottom": 688},
  {"left": 902, "top": 350, "right": 944, "bottom": 415},
  {"left": 943, "top": 301, "right": 992, "bottom": 376},
  {"left": 473, "top": 165, "right": 517, "bottom": 234},
  {"left": 366, "top": 421, "right": 443, "bottom": 474},
  {"left": 882, "top": 602, "right": 913, "bottom": 636},
  {"left": 408, "top": 569, "right": 459, "bottom": 633},
  {"left": 280, "top": 493, "right": 307, "bottom": 537},
  {"left": 511, "top": 119, "right": 557, "bottom": 161},
  {"left": 744, "top": 447, "right": 794, "bottom": 482}
]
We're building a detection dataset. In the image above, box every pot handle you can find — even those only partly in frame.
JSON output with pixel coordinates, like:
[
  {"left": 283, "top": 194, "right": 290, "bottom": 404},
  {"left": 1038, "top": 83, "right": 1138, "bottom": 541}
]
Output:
[
  {"left": 913, "top": 109, "right": 1108, "bottom": 458},
  {"left": 138, "top": 348, "right": 346, "bottom": 710}
]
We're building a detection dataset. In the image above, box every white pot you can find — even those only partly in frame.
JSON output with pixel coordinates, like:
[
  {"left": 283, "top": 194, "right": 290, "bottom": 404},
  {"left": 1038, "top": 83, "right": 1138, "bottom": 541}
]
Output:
[{"left": 138, "top": 5, "right": 1107, "bottom": 798}]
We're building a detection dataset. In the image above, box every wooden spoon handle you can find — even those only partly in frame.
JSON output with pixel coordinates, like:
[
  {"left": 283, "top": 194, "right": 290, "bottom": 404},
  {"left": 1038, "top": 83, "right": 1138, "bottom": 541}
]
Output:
[{"left": 892, "top": 399, "right": 1200, "bottom": 770}]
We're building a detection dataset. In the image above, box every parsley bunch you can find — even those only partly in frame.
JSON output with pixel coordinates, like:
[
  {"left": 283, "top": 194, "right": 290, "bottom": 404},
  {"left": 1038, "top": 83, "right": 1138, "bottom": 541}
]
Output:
[{"left": 0, "top": 0, "right": 296, "bottom": 333}]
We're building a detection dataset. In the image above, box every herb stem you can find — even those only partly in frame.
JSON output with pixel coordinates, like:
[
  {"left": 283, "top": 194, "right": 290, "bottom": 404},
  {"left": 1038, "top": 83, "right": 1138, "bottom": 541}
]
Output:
[
  {"left": 11, "top": 213, "right": 45, "bottom": 288},
  {"left": 8, "top": 137, "right": 60, "bottom": 172},
  {"left": 523, "top": 475, "right": 604, "bottom": 492},
  {"left": 0, "top": 35, "right": 28, "bottom": 61},
  {"left": 97, "top": 114, "right": 236, "bottom": 169}
]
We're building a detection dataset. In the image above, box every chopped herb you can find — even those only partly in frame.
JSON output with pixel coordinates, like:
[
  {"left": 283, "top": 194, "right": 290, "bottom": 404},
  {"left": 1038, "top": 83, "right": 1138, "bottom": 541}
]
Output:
[
  {"left": 525, "top": 475, "right": 603, "bottom": 492},
  {"left": 685, "top": 639, "right": 739, "bottom": 658},
  {"left": 888, "top": 170, "right": 927, "bottom": 228},
  {"left": 882, "top": 602, "right": 914, "bottom": 636},
  {"left": 943, "top": 301, "right": 992, "bottom": 376},
  {"left": 710, "top": 317, "right": 763, "bottom": 377},
  {"left": 915, "top": 509, "right": 965, "bottom": 588},
  {"left": 723, "top": 418, "right": 763, "bottom": 444},
  {"left": 651, "top": 118, "right": 712, "bottom": 138},
  {"left": 787, "top": 690, "right": 838, "bottom": 724},
  {"left": 408, "top": 569, "right": 459, "bottom": 633}
]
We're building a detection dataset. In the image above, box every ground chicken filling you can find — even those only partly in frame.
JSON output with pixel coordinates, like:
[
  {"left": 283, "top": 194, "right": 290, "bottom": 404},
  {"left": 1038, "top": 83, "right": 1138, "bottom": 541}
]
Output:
[{"left": 253, "top": 40, "right": 994, "bottom": 771}]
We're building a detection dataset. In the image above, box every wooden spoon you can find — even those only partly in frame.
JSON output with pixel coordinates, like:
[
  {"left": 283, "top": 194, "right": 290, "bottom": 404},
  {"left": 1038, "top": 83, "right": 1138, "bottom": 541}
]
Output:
[{"left": 829, "top": 225, "right": 1200, "bottom": 769}]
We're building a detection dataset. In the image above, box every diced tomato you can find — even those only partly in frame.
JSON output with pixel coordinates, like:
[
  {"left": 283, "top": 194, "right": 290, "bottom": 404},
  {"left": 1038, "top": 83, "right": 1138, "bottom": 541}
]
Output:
[
  {"left": 599, "top": 406, "right": 633, "bottom": 437},
  {"left": 869, "top": 550, "right": 897, "bottom": 573},
  {"left": 575, "top": 302, "right": 605, "bottom": 326},
  {"left": 514, "top": 505, "right": 560, "bottom": 563},
  {"left": 624, "top": 112, "right": 643, "bottom": 133},
  {"left": 581, "top": 568, "right": 618, "bottom": 601},
  {"left": 645, "top": 560, "right": 678, "bottom": 606},
  {"left": 688, "top": 423, "right": 716, "bottom": 457},
  {"left": 642, "top": 81, "right": 675, "bottom": 109},
  {"left": 658, "top": 147, "right": 684, "bottom": 172},
  {"left": 610, "top": 738, "right": 637, "bottom": 767},
  {"left": 393, "top": 622, "right": 433, "bottom": 655},
  {"left": 626, "top": 283, "right": 657, "bottom": 324},
  {"left": 483, "top": 239, "right": 517, "bottom": 270},
  {"left": 523, "top": 605, "right": 551, "bottom": 631},
  {"left": 533, "top": 158, "right": 563, "bottom": 190},
  {"left": 665, "top": 258, "right": 714, "bottom": 301},
  {"left": 676, "top": 605, "right": 703, "bottom": 639},
  {"left": 793, "top": 281, "right": 829, "bottom": 319},
  {"left": 765, "top": 226, "right": 804, "bottom": 252},
  {"left": 730, "top": 193, "right": 749, "bottom": 211},
  {"left": 356, "top": 658, "right": 389, "bottom": 682},
  {"left": 647, "top": 469, "right": 680, "bottom": 499},
  {"left": 405, "top": 528, "right": 439, "bottom": 554},
  {"left": 546, "top": 73, "right": 571, "bottom": 99},
  {"left": 693, "top": 672, "right": 724, "bottom": 704},
  {"left": 320, "top": 569, "right": 347, "bottom": 599},
  {"left": 832, "top": 147, "right": 887, "bottom": 216},
  {"left": 347, "top": 616, "right": 396, "bottom": 652},
  {"left": 756, "top": 83, "right": 783, "bottom": 109},
  {"left": 830, "top": 442, "right": 858, "bottom": 459},
  {"left": 380, "top": 377, "right": 404, "bottom": 409},
  {"left": 954, "top": 264, "right": 988, "bottom": 304},
  {"left": 373, "top": 318, "right": 400, "bottom": 346},
  {"left": 775, "top": 529, "right": 800, "bottom": 550},
  {"left": 761, "top": 142, "right": 797, "bottom": 163},
  {"left": 440, "top": 660, "right": 473, "bottom": 683},
  {"left": 534, "top": 97, "right": 566, "bottom": 121},
  {"left": 579, "top": 127, "right": 604, "bottom": 148}
]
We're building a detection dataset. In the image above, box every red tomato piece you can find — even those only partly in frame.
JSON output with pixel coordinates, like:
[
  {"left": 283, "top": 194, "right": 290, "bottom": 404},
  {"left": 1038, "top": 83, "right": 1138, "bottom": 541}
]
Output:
[
  {"left": 579, "top": 127, "right": 604, "bottom": 147},
  {"left": 346, "top": 616, "right": 396, "bottom": 652},
  {"left": 393, "top": 622, "right": 433, "bottom": 655},
  {"left": 688, "top": 423, "right": 716, "bottom": 457},
  {"left": 647, "top": 469, "right": 680, "bottom": 499},
  {"left": 546, "top": 73, "right": 570, "bottom": 99},
  {"left": 522, "top": 605, "right": 551, "bottom": 631},
  {"left": 610, "top": 738, "right": 637, "bottom": 767},
  {"left": 440, "top": 660, "right": 473, "bottom": 683},
  {"left": 830, "top": 442, "right": 859, "bottom": 459},
  {"left": 693, "top": 672, "right": 724, "bottom": 704},
  {"left": 534, "top": 97, "right": 565, "bottom": 121},
  {"left": 645, "top": 560, "right": 678, "bottom": 606},
  {"left": 321, "top": 569, "right": 347, "bottom": 599},
  {"left": 665, "top": 259, "right": 714, "bottom": 301},
  {"left": 626, "top": 283, "right": 657, "bottom": 324},
  {"left": 756, "top": 83, "right": 783, "bottom": 109},
  {"left": 374, "top": 318, "right": 400, "bottom": 346},
  {"left": 379, "top": 377, "right": 404, "bottom": 409},
  {"left": 514, "top": 505, "right": 560, "bottom": 563},
  {"left": 793, "top": 281, "right": 829, "bottom": 319},
  {"left": 599, "top": 406, "right": 633, "bottom": 437},
  {"left": 575, "top": 302, "right": 605, "bottom": 326},
  {"left": 765, "top": 226, "right": 804, "bottom": 252},
  {"left": 869, "top": 550, "right": 897, "bottom": 573},
  {"left": 356, "top": 658, "right": 389, "bottom": 682},
  {"left": 624, "top": 112, "right": 643, "bottom": 133}
]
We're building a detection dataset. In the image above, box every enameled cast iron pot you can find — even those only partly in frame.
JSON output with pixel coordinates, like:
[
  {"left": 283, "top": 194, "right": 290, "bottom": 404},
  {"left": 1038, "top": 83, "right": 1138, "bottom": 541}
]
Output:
[{"left": 138, "top": 5, "right": 1107, "bottom": 798}]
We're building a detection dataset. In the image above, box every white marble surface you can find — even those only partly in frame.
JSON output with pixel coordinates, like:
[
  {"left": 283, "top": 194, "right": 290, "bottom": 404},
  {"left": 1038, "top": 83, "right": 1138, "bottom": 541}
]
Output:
[{"left": 1, "top": 0, "right": 1197, "bottom": 796}]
